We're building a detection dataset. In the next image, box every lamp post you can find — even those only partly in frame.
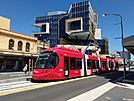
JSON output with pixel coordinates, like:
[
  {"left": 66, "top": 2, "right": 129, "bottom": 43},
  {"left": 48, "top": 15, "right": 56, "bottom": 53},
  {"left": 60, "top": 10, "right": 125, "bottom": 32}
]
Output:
[
  {"left": 58, "top": 15, "right": 68, "bottom": 45},
  {"left": 102, "top": 13, "right": 126, "bottom": 80}
]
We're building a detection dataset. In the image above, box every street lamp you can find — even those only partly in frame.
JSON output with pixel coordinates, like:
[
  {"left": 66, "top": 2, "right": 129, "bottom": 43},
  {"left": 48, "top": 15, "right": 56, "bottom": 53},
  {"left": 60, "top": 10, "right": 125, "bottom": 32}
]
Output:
[
  {"left": 102, "top": 13, "right": 126, "bottom": 80},
  {"left": 58, "top": 15, "right": 68, "bottom": 44}
]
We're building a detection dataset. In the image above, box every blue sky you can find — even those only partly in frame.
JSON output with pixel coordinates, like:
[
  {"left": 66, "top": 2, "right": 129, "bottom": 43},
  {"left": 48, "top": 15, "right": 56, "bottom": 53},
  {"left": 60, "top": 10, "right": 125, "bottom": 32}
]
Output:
[{"left": 0, "top": 0, "right": 134, "bottom": 58}]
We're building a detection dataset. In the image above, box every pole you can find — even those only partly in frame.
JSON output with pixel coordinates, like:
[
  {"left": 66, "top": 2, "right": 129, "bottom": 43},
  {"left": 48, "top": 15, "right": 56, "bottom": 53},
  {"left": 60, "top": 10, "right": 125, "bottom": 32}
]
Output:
[
  {"left": 103, "top": 13, "right": 126, "bottom": 80},
  {"left": 120, "top": 15, "right": 126, "bottom": 80}
]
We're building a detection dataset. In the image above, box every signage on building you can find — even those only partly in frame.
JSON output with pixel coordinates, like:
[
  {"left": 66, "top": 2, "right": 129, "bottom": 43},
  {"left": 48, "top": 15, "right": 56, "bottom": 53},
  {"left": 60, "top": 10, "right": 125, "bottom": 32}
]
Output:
[{"left": 95, "top": 29, "right": 102, "bottom": 39}]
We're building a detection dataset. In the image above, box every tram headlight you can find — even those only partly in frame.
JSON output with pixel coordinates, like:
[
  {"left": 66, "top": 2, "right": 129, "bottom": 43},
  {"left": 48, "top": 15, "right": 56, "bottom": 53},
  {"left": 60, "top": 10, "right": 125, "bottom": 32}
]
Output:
[{"left": 33, "top": 70, "right": 38, "bottom": 74}]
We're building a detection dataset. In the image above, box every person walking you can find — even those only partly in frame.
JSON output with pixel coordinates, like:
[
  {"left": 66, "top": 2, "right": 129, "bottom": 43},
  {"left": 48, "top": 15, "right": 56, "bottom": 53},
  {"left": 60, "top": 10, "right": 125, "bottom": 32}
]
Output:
[{"left": 23, "top": 64, "right": 28, "bottom": 76}]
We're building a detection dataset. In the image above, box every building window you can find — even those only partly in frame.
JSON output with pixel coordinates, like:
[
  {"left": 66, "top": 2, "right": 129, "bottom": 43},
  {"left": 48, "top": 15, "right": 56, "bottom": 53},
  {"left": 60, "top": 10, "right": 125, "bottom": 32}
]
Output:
[
  {"left": 9, "top": 39, "right": 14, "bottom": 50},
  {"left": 65, "top": 17, "right": 83, "bottom": 34},
  {"left": 18, "top": 41, "right": 23, "bottom": 51},
  {"left": 26, "top": 42, "right": 30, "bottom": 52}
]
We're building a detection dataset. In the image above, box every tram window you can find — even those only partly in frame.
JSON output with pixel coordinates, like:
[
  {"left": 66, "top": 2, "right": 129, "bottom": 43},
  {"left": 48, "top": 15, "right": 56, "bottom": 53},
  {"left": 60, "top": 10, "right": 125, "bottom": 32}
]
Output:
[
  {"left": 64, "top": 57, "right": 69, "bottom": 70},
  {"left": 109, "top": 62, "right": 114, "bottom": 68},
  {"left": 96, "top": 60, "right": 99, "bottom": 69},
  {"left": 70, "top": 57, "right": 76, "bottom": 69},
  {"left": 35, "top": 52, "right": 59, "bottom": 69},
  {"left": 76, "top": 58, "right": 82, "bottom": 69},
  {"left": 111, "top": 62, "right": 114, "bottom": 67},
  {"left": 109, "top": 62, "right": 110, "bottom": 68},
  {"left": 46, "top": 53, "right": 59, "bottom": 68},
  {"left": 109, "top": 62, "right": 112, "bottom": 68},
  {"left": 115, "top": 63, "right": 119, "bottom": 68},
  {"left": 92, "top": 60, "right": 95, "bottom": 69},
  {"left": 102, "top": 61, "right": 106, "bottom": 68},
  {"left": 87, "top": 59, "right": 92, "bottom": 69}
]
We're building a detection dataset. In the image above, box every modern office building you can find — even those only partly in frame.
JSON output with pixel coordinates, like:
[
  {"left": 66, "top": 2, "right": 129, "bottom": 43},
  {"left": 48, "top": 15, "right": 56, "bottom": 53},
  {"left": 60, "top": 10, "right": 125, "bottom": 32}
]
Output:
[
  {"left": 33, "top": 11, "right": 66, "bottom": 47},
  {"left": 33, "top": 1, "right": 98, "bottom": 47},
  {"left": 33, "top": 1, "right": 109, "bottom": 54},
  {"left": 97, "top": 38, "right": 109, "bottom": 54}
]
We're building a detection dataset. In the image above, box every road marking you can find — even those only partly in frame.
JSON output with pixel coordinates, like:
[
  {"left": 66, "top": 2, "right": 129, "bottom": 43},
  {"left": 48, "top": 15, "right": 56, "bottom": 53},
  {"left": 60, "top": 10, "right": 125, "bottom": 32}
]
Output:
[
  {"left": 105, "top": 96, "right": 112, "bottom": 100},
  {"left": 67, "top": 82, "right": 116, "bottom": 101},
  {"left": 0, "top": 75, "right": 96, "bottom": 96},
  {"left": 122, "top": 98, "right": 134, "bottom": 101},
  {"left": 116, "top": 82, "right": 134, "bottom": 89}
]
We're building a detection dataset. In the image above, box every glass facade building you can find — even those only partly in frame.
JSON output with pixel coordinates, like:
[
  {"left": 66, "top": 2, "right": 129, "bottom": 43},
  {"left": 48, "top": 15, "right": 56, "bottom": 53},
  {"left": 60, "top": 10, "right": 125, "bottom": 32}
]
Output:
[
  {"left": 32, "top": 1, "right": 109, "bottom": 54},
  {"left": 97, "top": 38, "right": 109, "bottom": 54},
  {"left": 33, "top": 12, "right": 66, "bottom": 47},
  {"left": 33, "top": 1, "right": 98, "bottom": 47},
  {"left": 67, "top": 1, "right": 97, "bottom": 33}
]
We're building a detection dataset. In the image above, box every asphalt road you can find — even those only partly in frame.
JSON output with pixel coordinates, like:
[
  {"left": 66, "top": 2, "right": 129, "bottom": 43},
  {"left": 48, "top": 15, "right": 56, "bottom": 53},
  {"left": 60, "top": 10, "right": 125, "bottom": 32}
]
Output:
[
  {"left": 0, "top": 71, "right": 124, "bottom": 101},
  {"left": 95, "top": 86, "right": 134, "bottom": 101}
]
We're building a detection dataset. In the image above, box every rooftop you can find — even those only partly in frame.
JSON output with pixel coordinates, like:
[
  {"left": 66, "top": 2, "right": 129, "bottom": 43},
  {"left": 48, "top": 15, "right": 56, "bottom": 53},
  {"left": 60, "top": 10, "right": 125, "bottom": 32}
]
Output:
[{"left": 47, "top": 11, "right": 66, "bottom": 16}]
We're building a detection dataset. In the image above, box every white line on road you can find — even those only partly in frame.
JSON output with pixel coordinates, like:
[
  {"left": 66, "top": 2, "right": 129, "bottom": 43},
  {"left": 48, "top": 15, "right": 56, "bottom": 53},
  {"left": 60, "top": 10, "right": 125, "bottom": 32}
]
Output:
[{"left": 67, "top": 82, "right": 116, "bottom": 101}]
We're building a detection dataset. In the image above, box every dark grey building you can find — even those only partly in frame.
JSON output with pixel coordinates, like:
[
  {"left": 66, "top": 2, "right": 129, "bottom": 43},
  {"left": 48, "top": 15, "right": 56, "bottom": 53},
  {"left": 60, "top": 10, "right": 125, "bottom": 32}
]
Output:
[{"left": 33, "top": 1, "right": 98, "bottom": 47}]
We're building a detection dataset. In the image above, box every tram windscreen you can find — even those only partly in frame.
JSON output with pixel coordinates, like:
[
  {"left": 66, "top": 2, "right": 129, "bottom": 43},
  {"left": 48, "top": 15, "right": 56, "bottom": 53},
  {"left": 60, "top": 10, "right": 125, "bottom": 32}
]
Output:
[{"left": 35, "top": 52, "right": 59, "bottom": 69}]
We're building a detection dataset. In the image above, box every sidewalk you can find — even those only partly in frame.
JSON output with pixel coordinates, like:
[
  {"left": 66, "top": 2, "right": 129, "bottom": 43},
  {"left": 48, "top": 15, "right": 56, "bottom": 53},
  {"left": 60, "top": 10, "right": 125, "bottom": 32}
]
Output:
[
  {"left": 0, "top": 72, "right": 32, "bottom": 83},
  {"left": 120, "top": 71, "right": 134, "bottom": 84},
  {"left": 118, "top": 66, "right": 134, "bottom": 84}
]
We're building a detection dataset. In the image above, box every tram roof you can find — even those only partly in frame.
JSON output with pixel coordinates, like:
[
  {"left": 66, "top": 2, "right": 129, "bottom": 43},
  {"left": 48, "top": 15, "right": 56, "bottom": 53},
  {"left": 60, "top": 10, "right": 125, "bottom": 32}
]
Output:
[
  {"left": 42, "top": 47, "right": 81, "bottom": 53},
  {"left": 88, "top": 55, "right": 98, "bottom": 60}
]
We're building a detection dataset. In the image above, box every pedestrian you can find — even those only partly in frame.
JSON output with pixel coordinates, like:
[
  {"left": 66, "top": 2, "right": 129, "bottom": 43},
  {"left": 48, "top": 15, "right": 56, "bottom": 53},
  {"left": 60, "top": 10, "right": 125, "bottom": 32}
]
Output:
[{"left": 23, "top": 64, "right": 28, "bottom": 76}]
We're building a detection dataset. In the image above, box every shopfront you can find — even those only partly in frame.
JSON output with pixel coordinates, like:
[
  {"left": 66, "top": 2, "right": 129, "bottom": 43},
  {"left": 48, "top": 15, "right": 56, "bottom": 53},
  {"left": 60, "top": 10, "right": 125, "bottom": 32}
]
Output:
[{"left": 0, "top": 54, "right": 37, "bottom": 72}]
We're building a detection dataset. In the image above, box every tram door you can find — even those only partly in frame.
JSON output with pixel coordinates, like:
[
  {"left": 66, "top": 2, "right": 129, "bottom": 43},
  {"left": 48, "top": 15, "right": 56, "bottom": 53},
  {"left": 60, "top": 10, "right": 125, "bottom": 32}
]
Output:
[{"left": 64, "top": 57, "right": 69, "bottom": 77}]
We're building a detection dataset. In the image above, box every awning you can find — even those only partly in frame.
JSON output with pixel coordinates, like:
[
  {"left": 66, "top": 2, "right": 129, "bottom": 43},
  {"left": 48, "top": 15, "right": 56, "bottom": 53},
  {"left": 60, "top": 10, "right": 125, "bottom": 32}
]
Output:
[{"left": 123, "top": 35, "right": 134, "bottom": 55}]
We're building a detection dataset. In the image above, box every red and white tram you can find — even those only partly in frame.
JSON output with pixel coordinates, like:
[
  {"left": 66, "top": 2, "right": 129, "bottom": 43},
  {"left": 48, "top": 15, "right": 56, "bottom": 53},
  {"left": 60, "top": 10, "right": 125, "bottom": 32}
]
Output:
[
  {"left": 32, "top": 47, "right": 119, "bottom": 81},
  {"left": 86, "top": 55, "right": 100, "bottom": 75},
  {"left": 114, "top": 58, "right": 119, "bottom": 71}
]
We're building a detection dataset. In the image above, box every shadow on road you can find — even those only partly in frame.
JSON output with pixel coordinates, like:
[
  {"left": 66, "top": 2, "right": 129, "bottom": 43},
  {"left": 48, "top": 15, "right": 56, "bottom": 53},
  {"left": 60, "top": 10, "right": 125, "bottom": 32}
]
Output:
[{"left": 98, "top": 71, "right": 134, "bottom": 85}]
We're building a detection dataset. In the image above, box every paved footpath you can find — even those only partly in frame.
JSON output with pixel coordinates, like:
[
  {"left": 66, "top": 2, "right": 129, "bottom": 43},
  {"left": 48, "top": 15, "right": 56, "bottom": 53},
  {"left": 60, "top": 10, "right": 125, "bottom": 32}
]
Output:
[{"left": 0, "top": 72, "right": 31, "bottom": 83}]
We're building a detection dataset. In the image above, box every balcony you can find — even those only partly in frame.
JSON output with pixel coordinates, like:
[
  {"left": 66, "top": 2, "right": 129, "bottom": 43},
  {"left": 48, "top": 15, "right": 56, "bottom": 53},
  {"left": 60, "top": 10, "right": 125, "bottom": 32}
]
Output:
[{"left": 32, "top": 22, "right": 50, "bottom": 34}]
